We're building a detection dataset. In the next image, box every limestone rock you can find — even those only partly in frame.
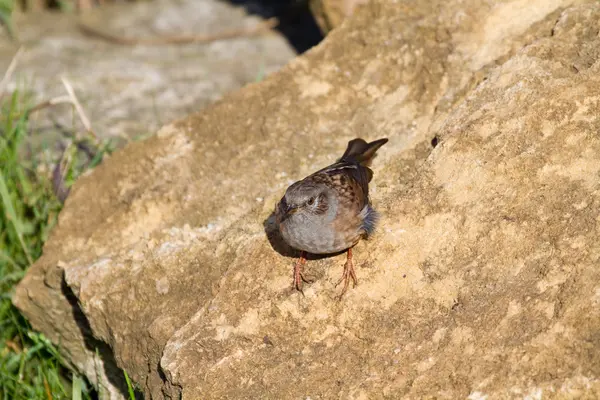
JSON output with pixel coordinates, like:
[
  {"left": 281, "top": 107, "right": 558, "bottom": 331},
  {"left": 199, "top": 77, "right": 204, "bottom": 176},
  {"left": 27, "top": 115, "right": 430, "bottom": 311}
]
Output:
[
  {"left": 309, "top": 0, "right": 368, "bottom": 33},
  {"left": 14, "top": 0, "right": 600, "bottom": 399}
]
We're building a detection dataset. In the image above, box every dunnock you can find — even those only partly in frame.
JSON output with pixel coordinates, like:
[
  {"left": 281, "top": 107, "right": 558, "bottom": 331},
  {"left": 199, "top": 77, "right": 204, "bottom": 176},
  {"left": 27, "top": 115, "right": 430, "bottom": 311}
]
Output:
[{"left": 275, "top": 138, "right": 388, "bottom": 298}]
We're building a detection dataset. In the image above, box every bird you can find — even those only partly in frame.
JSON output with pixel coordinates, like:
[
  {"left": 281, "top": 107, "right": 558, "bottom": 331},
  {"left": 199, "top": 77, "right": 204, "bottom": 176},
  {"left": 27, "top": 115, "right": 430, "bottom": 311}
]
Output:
[{"left": 275, "top": 137, "right": 388, "bottom": 298}]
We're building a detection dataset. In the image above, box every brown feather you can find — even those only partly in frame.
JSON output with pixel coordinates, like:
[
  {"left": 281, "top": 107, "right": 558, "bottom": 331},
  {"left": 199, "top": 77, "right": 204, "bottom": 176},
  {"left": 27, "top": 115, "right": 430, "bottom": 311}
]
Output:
[
  {"left": 340, "top": 138, "right": 388, "bottom": 166},
  {"left": 311, "top": 138, "right": 387, "bottom": 204}
]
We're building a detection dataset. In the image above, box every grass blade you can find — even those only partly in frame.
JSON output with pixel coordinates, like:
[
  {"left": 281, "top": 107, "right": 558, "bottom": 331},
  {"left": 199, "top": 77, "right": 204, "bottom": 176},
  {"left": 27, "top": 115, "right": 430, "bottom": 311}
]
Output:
[
  {"left": 123, "top": 370, "right": 136, "bottom": 400},
  {"left": 0, "top": 169, "right": 32, "bottom": 265},
  {"left": 43, "top": 375, "right": 53, "bottom": 400},
  {"left": 72, "top": 373, "right": 83, "bottom": 400}
]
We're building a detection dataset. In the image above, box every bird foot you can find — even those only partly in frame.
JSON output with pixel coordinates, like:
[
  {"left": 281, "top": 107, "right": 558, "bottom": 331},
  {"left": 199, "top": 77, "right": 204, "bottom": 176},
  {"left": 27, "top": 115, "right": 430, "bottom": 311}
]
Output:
[
  {"left": 335, "top": 248, "right": 357, "bottom": 300},
  {"left": 292, "top": 252, "right": 312, "bottom": 295}
]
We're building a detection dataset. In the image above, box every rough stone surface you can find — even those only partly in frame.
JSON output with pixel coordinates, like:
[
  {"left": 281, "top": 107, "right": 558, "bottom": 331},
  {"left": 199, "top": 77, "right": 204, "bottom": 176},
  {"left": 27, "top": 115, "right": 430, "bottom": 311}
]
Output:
[
  {"left": 14, "top": 0, "right": 600, "bottom": 399},
  {"left": 0, "top": 0, "right": 295, "bottom": 142},
  {"left": 309, "top": 0, "right": 368, "bottom": 33}
]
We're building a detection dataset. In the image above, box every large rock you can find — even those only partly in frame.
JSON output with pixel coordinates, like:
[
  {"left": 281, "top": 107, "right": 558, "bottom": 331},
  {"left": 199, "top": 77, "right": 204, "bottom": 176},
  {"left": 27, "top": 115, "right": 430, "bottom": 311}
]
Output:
[
  {"left": 309, "top": 0, "right": 368, "bottom": 33},
  {"left": 14, "top": 0, "right": 600, "bottom": 398}
]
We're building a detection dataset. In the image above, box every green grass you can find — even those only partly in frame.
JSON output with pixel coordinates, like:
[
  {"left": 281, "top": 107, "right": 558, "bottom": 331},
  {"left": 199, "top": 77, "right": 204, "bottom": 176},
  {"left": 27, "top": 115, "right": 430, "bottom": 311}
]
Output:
[
  {"left": 0, "top": 0, "right": 15, "bottom": 39},
  {"left": 0, "top": 88, "right": 115, "bottom": 399},
  {"left": 123, "top": 370, "right": 136, "bottom": 400}
]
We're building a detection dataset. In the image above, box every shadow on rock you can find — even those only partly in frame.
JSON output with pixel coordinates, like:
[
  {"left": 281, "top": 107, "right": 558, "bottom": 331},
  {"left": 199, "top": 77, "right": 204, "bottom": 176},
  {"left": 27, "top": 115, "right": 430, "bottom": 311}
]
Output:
[
  {"left": 225, "top": 0, "right": 324, "bottom": 53},
  {"left": 61, "top": 278, "right": 144, "bottom": 400}
]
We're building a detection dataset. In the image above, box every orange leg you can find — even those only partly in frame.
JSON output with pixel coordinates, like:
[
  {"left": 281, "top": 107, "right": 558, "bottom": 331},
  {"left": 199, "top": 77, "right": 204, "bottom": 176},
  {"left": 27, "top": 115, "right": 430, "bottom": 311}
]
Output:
[
  {"left": 293, "top": 251, "right": 312, "bottom": 294},
  {"left": 335, "top": 248, "right": 358, "bottom": 299}
]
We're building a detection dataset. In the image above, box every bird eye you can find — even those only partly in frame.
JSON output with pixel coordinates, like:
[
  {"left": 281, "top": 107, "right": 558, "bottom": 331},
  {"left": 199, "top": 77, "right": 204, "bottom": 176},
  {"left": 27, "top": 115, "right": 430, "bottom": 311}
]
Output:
[{"left": 307, "top": 197, "right": 315, "bottom": 206}]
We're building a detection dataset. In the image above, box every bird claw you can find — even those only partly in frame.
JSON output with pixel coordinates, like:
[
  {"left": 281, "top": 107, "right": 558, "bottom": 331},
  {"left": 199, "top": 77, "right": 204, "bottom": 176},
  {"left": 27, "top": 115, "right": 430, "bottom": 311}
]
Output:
[
  {"left": 292, "top": 252, "right": 309, "bottom": 295},
  {"left": 291, "top": 249, "right": 358, "bottom": 299},
  {"left": 335, "top": 249, "right": 358, "bottom": 300}
]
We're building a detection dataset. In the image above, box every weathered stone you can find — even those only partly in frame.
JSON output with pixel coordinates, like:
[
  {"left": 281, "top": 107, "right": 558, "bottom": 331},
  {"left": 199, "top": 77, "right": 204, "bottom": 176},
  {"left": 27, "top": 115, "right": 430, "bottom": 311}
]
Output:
[
  {"left": 14, "top": 0, "right": 600, "bottom": 398},
  {"left": 309, "top": 0, "right": 368, "bottom": 33}
]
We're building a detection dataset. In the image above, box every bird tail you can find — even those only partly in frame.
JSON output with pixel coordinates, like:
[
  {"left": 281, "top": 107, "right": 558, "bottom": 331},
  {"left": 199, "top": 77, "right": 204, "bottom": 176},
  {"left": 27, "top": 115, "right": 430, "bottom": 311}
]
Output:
[{"left": 340, "top": 138, "right": 388, "bottom": 166}]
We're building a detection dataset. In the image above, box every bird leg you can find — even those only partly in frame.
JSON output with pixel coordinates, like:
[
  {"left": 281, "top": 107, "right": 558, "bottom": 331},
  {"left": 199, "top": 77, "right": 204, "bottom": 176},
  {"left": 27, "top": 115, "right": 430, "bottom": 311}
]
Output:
[
  {"left": 335, "top": 248, "right": 358, "bottom": 299},
  {"left": 293, "top": 251, "right": 312, "bottom": 294}
]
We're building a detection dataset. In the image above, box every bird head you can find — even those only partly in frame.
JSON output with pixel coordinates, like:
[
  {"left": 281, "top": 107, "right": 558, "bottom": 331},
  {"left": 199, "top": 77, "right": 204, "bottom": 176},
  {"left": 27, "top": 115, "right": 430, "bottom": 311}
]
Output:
[{"left": 275, "top": 181, "right": 331, "bottom": 224}]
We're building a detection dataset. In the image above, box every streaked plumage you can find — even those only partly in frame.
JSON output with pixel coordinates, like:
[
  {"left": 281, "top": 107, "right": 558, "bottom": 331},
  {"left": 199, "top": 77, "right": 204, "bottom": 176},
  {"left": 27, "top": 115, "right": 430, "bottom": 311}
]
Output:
[{"left": 275, "top": 137, "right": 388, "bottom": 298}]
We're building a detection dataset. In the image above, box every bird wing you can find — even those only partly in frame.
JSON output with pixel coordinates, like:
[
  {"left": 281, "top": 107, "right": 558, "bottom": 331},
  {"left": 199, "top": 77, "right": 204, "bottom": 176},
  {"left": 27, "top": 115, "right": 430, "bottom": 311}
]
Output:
[
  {"left": 312, "top": 161, "right": 370, "bottom": 211},
  {"left": 310, "top": 137, "right": 387, "bottom": 202}
]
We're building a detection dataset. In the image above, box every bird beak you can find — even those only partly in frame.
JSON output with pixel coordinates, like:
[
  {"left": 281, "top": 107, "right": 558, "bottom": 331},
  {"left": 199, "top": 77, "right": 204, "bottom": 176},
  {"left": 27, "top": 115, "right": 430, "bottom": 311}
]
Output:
[
  {"left": 277, "top": 198, "right": 298, "bottom": 222},
  {"left": 286, "top": 206, "right": 298, "bottom": 215}
]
